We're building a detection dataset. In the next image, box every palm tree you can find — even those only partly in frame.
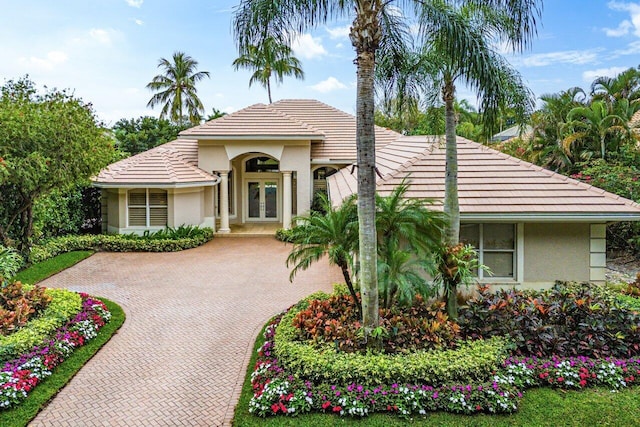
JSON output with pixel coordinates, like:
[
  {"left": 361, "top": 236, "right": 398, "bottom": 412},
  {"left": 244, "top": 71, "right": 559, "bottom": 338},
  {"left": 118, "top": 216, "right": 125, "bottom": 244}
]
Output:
[
  {"left": 565, "top": 100, "right": 631, "bottom": 160},
  {"left": 287, "top": 194, "right": 361, "bottom": 319},
  {"left": 375, "top": 180, "right": 444, "bottom": 308},
  {"left": 591, "top": 67, "right": 640, "bottom": 105},
  {"left": 234, "top": 0, "right": 541, "bottom": 338},
  {"left": 232, "top": 37, "right": 304, "bottom": 104},
  {"left": 146, "top": 52, "right": 210, "bottom": 125},
  {"left": 377, "top": 3, "right": 538, "bottom": 318}
]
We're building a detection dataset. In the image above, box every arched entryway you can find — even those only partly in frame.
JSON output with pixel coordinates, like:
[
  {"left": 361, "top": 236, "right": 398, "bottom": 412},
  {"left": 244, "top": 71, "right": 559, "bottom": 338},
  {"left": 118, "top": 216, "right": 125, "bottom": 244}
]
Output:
[{"left": 243, "top": 155, "right": 281, "bottom": 222}]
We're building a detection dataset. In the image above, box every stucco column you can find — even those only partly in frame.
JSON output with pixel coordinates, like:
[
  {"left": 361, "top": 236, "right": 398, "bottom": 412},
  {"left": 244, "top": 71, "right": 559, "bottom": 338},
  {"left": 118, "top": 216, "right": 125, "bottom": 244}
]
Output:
[
  {"left": 219, "top": 171, "right": 230, "bottom": 233},
  {"left": 282, "top": 171, "right": 292, "bottom": 229}
]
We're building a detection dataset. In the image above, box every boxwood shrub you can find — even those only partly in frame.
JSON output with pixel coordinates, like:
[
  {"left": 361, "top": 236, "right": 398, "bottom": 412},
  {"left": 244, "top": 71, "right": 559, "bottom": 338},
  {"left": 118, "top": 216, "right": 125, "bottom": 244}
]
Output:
[
  {"left": 30, "top": 227, "right": 214, "bottom": 263},
  {"left": 0, "top": 286, "right": 82, "bottom": 363},
  {"left": 274, "top": 294, "right": 509, "bottom": 386}
]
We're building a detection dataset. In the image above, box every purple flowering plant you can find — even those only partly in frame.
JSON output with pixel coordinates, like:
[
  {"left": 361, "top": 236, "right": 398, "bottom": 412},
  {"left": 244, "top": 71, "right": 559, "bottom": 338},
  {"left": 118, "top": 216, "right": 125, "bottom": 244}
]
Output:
[{"left": 0, "top": 293, "right": 111, "bottom": 409}]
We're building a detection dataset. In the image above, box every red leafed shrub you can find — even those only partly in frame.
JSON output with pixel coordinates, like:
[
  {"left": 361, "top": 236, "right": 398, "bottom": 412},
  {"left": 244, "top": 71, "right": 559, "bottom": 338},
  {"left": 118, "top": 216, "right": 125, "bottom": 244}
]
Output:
[
  {"left": 291, "top": 294, "right": 460, "bottom": 354},
  {"left": 622, "top": 273, "right": 640, "bottom": 297},
  {"left": 459, "top": 282, "right": 640, "bottom": 358},
  {"left": 0, "top": 282, "right": 52, "bottom": 336}
]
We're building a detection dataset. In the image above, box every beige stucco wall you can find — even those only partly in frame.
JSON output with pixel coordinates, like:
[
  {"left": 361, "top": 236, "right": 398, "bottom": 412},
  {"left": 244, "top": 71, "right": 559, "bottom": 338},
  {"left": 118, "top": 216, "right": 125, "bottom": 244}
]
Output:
[
  {"left": 172, "top": 188, "right": 205, "bottom": 227},
  {"left": 523, "top": 222, "right": 590, "bottom": 286},
  {"left": 106, "top": 189, "right": 120, "bottom": 230},
  {"left": 198, "top": 139, "right": 312, "bottom": 222}
]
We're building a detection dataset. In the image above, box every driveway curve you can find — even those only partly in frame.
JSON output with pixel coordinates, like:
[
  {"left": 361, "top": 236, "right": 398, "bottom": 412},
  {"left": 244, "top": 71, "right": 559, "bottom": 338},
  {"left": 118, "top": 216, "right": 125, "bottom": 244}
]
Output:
[{"left": 30, "top": 237, "right": 341, "bottom": 427}]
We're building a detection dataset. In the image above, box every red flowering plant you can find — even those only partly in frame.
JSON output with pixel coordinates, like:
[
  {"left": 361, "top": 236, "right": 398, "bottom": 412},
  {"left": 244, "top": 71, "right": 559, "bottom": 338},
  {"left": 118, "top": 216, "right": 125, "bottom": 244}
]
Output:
[{"left": 0, "top": 292, "right": 111, "bottom": 409}]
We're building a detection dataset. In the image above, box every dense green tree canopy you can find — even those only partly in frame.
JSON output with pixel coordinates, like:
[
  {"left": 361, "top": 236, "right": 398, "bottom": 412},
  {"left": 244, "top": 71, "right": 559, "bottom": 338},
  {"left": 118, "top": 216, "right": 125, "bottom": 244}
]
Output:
[
  {"left": 113, "top": 116, "right": 188, "bottom": 156},
  {"left": 0, "top": 77, "right": 114, "bottom": 253}
]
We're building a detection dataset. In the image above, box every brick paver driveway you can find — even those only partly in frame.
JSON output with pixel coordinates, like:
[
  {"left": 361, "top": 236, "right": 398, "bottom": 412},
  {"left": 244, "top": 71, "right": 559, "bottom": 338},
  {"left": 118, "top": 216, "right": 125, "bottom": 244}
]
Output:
[{"left": 30, "top": 237, "right": 341, "bottom": 427}]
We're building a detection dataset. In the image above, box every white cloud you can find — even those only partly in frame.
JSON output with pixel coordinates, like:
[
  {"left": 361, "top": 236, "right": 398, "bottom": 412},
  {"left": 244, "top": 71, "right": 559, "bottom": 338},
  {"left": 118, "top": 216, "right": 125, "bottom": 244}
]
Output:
[
  {"left": 310, "top": 77, "right": 347, "bottom": 93},
  {"left": 291, "top": 34, "right": 327, "bottom": 59},
  {"left": 18, "top": 50, "right": 68, "bottom": 71},
  {"left": 135, "top": 19, "right": 144, "bottom": 26},
  {"left": 89, "top": 28, "right": 113, "bottom": 45},
  {"left": 607, "top": 1, "right": 640, "bottom": 37},
  {"left": 515, "top": 49, "right": 600, "bottom": 67},
  {"left": 582, "top": 66, "right": 629, "bottom": 82},
  {"left": 126, "top": 0, "right": 143, "bottom": 8},
  {"left": 326, "top": 25, "right": 350, "bottom": 39},
  {"left": 613, "top": 39, "right": 640, "bottom": 55},
  {"left": 604, "top": 19, "right": 633, "bottom": 36}
]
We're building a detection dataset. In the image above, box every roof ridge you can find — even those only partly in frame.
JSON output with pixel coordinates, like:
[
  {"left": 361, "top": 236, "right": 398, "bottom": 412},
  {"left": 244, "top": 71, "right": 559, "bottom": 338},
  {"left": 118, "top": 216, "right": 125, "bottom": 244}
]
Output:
[
  {"left": 467, "top": 138, "right": 640, "bottom": 209},
  {"left": 272, "top": 98, "right": 401, "bottom": 139},
  {"left": 378, "top": 137, "right": 440, "bottom": 183},
  {"left": 264, "top": 103, "right": 326, "bottom": 135}
]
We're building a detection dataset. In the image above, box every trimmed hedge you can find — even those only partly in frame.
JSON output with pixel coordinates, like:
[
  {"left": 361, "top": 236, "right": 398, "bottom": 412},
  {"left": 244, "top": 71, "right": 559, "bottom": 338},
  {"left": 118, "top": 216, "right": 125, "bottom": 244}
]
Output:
[
  {"left": 274, "top": 294, "right": 509, "bottom": 386},
  {"left": 30, "top": 228, "right": 214, "bottom": 263},
  {"left": 0, "top": 287, "right": 82, "bottom": 363}
]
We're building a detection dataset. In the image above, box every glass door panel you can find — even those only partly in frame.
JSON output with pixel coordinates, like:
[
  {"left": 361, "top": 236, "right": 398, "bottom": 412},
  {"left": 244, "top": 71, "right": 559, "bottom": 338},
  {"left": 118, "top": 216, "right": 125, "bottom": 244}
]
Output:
[
  {"left": 264, "top": 182, "right": 277, "bottom": 218},
  {"left": 248, "top": 182, "right": 260, "bottom": 218}
]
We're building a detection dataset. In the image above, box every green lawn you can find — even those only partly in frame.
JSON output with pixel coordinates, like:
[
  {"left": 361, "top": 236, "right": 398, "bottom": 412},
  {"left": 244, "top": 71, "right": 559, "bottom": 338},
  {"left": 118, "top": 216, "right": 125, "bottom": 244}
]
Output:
[
  {"left": 13, "top": 251, "right": 93, "bottom": 285},
  {"left": 233, "top": 324, "right": 640, "bottom": 427},
  {"left": 0, "top": 298, "right": 125, "bottom": 427}
]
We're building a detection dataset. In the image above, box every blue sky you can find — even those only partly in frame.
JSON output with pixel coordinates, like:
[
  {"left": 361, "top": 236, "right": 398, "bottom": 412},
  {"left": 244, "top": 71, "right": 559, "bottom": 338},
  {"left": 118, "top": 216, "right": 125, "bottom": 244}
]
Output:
[{"left": 1, "top": 1, "right": 640, "bottom": 125}]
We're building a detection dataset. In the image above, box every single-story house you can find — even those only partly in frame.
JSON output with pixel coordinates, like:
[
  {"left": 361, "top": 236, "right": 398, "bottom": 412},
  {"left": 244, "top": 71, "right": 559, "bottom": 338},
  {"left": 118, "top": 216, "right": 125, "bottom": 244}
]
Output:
[{"left": 93, "top": 99, "right": 640, "bottom": 288}]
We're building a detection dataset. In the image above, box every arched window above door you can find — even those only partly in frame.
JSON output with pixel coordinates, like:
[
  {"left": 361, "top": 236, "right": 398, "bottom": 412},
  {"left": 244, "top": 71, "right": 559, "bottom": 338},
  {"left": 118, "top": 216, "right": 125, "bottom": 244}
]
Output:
[{"left": 245, "top": 156, "right": 279, "bottom": 173}]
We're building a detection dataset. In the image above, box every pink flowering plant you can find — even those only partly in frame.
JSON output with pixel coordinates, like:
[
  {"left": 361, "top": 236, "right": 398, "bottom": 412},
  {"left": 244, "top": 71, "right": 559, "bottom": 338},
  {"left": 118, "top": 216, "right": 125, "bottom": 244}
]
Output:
[
  {"left": 0, "top": 293, "right": 111, "bottom": 409},
  {"left": 249, "top": 309, "right": 640, "bottom": 419}
]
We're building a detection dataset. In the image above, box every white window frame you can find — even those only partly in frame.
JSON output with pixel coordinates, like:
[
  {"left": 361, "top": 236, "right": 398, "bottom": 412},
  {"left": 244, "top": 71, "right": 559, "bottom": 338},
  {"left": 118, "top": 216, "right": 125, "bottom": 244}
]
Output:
[
  {"left": 127, "top": 189, "right": 168, "bottom": 228},
  {"left": 461, "top": 223, "right": 523, "bottom": 282}
]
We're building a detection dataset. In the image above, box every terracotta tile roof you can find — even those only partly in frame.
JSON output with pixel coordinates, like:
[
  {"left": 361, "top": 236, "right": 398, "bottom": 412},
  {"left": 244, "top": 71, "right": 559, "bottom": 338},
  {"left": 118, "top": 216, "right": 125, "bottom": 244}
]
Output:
[
  {"left": 269, "top": 99, "right": 401, "bottom": 161},
  {"left": 180, "top": 103, "right": 325, "bottom": 138},
  {"left": 93, "top": 139, "right": 217, "bottom": 186},
  {"left": 328, "top": 136, "right": 640, "bottom": 220}
]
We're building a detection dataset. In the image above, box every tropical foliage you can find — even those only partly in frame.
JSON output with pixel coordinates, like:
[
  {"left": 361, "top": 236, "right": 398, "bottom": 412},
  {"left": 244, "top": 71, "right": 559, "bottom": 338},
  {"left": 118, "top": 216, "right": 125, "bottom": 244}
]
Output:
[
  {"left": 500, "top": 66, "right": 640, "bottom": 253},
  {"left": 112, "top": 116, "right": 189, "bottom": 156},
  {"left": 146, "top": 51, "right": 210, "bottom": 125},
  {"left": 0, "top": 77, "right": 115, "bottom": 255},
  {"left": 233, "top": 36, "right": 304, "bottom": 104}
]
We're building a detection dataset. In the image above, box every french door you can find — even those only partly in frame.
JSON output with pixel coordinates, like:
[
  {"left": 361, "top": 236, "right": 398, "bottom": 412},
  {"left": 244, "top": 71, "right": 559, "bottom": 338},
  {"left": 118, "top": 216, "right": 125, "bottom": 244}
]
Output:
[{"left": 246, "top": 180, "right": 279, "bottom": 221}]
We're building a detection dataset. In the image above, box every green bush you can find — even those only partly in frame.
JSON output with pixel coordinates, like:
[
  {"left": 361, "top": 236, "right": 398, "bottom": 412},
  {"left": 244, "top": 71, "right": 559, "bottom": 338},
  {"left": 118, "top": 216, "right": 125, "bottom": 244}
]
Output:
[
  {"left": 0, "top": 286, "right": 82, "bottom": 363},
  {"left": 0, "top": 246, "right": 24, "bottom": 280},
  {"left": 30, "top": 226, "right": 214, "bottom": 263},
  {"left": 459, "top": 282, "right": 640, "bottom": 358},
  {"left": 274, "top": 296, "right": 509, "bottom": 386},
  {"left": 274, "top": 228, "right": 295, "bottom": 243},
  {"left": 617, "top": 294, "right": 640, "bottom": 312}
]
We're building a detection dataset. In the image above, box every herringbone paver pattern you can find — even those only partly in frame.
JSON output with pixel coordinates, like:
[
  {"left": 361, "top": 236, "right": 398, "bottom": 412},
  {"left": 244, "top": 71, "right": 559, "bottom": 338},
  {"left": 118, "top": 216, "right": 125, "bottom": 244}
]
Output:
[{"left": 30, "top": 237, "right": 341, "bottom": 427}]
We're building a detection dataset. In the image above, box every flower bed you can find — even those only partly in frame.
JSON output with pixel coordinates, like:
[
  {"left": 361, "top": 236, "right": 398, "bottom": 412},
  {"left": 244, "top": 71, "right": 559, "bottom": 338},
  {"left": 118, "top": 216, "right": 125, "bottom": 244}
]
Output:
[
  {"left": 250, "top": 311, "right": 640, "bottom": 419},
  {"left": 0, "top": 292, "right": 111, "bottom": 409}
]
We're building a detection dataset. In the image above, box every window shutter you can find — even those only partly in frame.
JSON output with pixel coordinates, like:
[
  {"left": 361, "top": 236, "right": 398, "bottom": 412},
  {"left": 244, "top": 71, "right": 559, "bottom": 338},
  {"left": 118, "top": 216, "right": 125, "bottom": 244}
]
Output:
[
  {"left": 128, "top": 207, "right": 147, "bottom": 226},
  {"left": 128, "top": 190, "right": 146, "bottom": 206}
]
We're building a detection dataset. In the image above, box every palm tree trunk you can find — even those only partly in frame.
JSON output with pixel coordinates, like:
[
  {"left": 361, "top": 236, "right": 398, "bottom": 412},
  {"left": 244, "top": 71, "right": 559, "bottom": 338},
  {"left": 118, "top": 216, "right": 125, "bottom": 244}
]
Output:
[
  {"left": 443, "top": 76, "right": 460, "bottom": 320},
  {"left": 340, "top": 263, "right": 362, "bottom": 320},
  {"left": 351, "top": 1, "right": 381, "bottom": 344},
  {"left": 600, "top": 135, "right": 606, "bottom": 159},
  {"left": 267, "top": 78, "right": 273, "bottom": 104}
]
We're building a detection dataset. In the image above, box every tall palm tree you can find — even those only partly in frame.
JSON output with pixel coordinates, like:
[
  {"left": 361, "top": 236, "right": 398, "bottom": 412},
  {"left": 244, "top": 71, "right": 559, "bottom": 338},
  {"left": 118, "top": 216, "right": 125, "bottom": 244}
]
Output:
[
  {"left": 287, "top": 194, "right": 361, "bottom": 319},
  {"left": 146, "top": 52, "right": 210, "bottom": 125},
  {"left": 232, "top": 36, "right": 304, "bottom": 103},
  {"left": 234, "top": 0, "right": 540, "bottom": 338}
]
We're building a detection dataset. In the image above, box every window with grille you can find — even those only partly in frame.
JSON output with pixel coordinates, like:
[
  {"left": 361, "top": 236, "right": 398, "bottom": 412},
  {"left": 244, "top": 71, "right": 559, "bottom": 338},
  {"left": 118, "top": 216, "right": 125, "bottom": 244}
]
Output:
[
  {"left": 128, "top": 189, "right": 168, "bottom": 227},
  {"left": 460, "top": 223, "right": 516, "bottom": 279}
]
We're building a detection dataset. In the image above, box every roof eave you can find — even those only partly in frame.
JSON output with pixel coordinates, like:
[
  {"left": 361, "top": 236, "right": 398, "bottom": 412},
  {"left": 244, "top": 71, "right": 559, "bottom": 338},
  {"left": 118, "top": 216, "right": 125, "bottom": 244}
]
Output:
[
  {"left": 460, "top": 212, "right": 640, "bottom": 222},
  {"left": 92, "top": 181, "right": 218, "bottom": 189},
  {"left": 181, "top": 134, "right": 324, "bottom": 141}
]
